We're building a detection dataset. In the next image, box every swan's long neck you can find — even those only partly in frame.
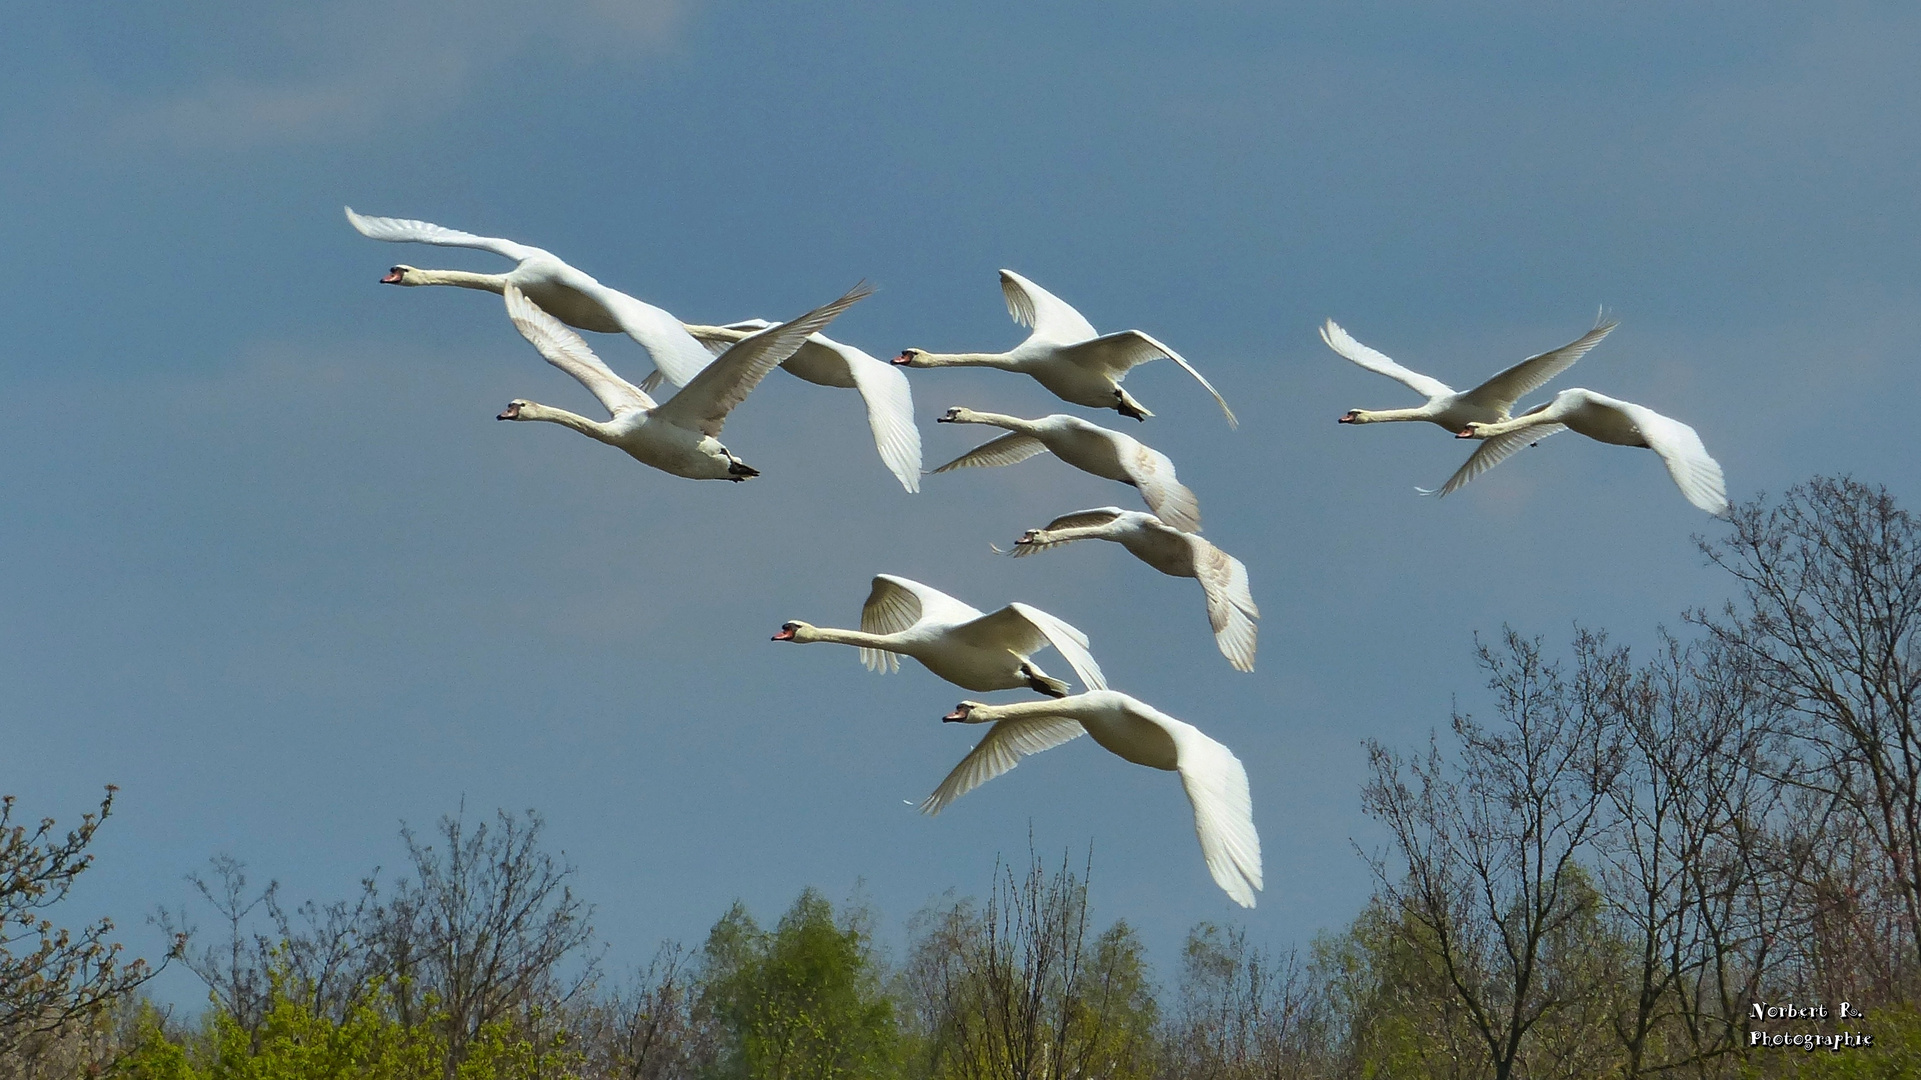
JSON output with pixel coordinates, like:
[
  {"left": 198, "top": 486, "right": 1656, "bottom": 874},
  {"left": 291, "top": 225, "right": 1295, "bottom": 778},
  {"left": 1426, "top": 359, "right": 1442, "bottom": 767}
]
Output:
[
  {"left": 1469, "top": 405, "right": 1565, "bottom": 439},
  {"left": 803, "top": 626, "right": 904, "bottom": 652},
  {"left": 1033, "top": 523, "right": 1123, "bottom": 546},
  {"left": 914, "top": 351, "right": 1019, "bottom": 370},
  {"left": 1347, "top": 406, "right": 1434, "bottom": 423},
  {"left": 951, "top": 410, "right": 1038, "bottom": 434},
  {"left": 511, "top": 402, "right": 616, "bottom": 441},
  {"left": 408, "top": 269, "right": 512, "bottom": 292},
  {"left": 962, "top": 696, "right": 1094, "bottom": 724}
]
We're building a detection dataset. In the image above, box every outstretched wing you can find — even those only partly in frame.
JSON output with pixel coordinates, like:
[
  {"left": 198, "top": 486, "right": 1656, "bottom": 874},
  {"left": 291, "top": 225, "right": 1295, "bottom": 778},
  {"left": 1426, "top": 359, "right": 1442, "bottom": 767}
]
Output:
[
  {"left": 860, "top": 575, "right": 982, "bottom": 673},
  {"left": 502, "top": 285, "right": 656, "bottom": 415},
  {"left": 932, "top": 433, "right": 1050, "bottom": 473},
  {"left": 583, "top": 285, "right": 720, "bottom": 390},
  {"left": 1461, "top": 318, "right": 1617, "bottom": 411},
  {"left": 1193, "top": 540, "right": 1258, "bottom": 672},
  {"left": 653, "top": 283, "right": 872, "bottom": 437},
  {"left": 1429, "top": 423, "right": 1568, "bottom": 498},
  {"left": 951, "top": 604, "right": 1107, "bottom": 691},
  {"left": 920, "top": 716, "right": 1088, "bottom": 815},
  {"left": 1123, "top": 442, "right": 1202, "bottom": 533},
  {"left": 1170, "top": 722, "right": 1263, "bottom": 908},
  {"left": 1320, "top": 319, "right": 1454, "bottom": 400},
  {"left": 999, "top": 269, "right": 1099, "bottom": 344},
  {"left": 345, "top": 207, "right": 545, "bottom": 263},
  {"left": 839, "top": 346, "right": 924, "bottom": 493},
  {"left": 1615, "top": 402, "right": 1729, "bottom": 516},
  {"left": 1053, "top": 331, "right": 1238, "bottom": 428}
]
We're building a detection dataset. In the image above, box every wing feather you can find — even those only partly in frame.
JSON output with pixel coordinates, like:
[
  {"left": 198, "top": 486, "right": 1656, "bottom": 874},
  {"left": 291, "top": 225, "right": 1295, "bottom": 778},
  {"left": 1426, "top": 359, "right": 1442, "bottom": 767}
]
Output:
[
  {"left": 1167, "top": 722, "right": 1263, "bottom": 908},
  {"left": 920, "top": 717, "right": 1088, "bottom": 815},
  {"left": 1429, "top": 423, "right": 1568, "bottom": 498},
  {"left": 344, "top": 207, "right": 545, "bottom": 263},
  {"left": 999, "top": 269, "right": 1099, "bottom": 343},
  {"left": 1461, "top": 318, "right": 1617, "bottom": 411},
  {"left": 1193, "top": 541, "right": 1259, "bottom": 672},
  {"left": 932, "top": 433, "right": 1050, "bottom": 473},
  {"left": 653, "top": 283, "right": 872, "bottom": 437},
  {"left": 840, "top": 346, "right": 924, "bottom": 492},
  {"left": 1126, "top": 443, "right": 1202, "bottom": 533},
  {"left": 1616, "top": 402, "right": 1729, "bottom": 516},
  {"left": 1320, "top": 319, "right": 1454, "bottom": 400},
  {"left": 502, "top": 285, "right": 655, "bottom": 414}
]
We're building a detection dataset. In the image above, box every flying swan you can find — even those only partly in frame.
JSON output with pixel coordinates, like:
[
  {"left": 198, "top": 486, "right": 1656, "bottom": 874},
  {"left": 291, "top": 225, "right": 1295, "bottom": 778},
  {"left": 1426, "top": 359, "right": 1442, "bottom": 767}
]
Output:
[
  {"left": 772, "top": 574, "right": 1105, "bottom": 696},
  {"left": 1009, "top": 507, "right": 1258, "bottom": 672},
  {"left": 345, "top": 207, "right": 716, "bottom": 389},
  {"left": 1326, "top": 315, "right": 1616, "bottom": 431},
  {"left": 894, "top": 270, "right": 1236, "bottom": 427},
  {"left": 930, "top": 408, "right": 1202, "bottom": 533},
  {"left": 922, "top": 691, "right": 1263, "bottom": 908},
  {"left": 1449, "top": 388, "right": 1728, "bottom": 515},
  {"left": 496, "top": 282, "right": 870, "bottom": 480}
]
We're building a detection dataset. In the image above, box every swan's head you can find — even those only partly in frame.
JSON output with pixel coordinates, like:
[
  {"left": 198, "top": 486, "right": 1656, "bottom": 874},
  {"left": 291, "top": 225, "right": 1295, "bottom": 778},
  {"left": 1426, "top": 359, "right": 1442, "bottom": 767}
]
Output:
[
  {"left": 944, "top": 701, "right": 991, "bottom": 723},
  {"left": 1456, "top": 423, "right": 1489, "bottom": 440},
  {"left": 1011, "top": 529, "right": 1047, "bottom": 554},
  {"left": 382, "top": 264, "right": 426, "bottom": 286},
  {"left": 772, "top": 620, "right": 817, "bottom": 643},
  {"left": 936, "top": 407, "right": 978, "bottom": 424},
  {"left": 893, "top": 348, "right": 929, "bottom": 367},
  {"left": 497, "top": 400, "right": 529, "bottom": 421}
]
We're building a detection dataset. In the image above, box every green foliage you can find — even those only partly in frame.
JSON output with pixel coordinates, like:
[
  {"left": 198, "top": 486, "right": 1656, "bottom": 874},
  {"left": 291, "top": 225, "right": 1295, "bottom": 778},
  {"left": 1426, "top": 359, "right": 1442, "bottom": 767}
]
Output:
[{"left": 699, "top": 889, "right": 900, "bottom": 1080}]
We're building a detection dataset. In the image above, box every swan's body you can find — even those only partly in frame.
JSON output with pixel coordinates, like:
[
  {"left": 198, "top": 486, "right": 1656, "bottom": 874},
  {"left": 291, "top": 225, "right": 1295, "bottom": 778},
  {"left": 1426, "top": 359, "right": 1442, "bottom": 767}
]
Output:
[
  {"left": 773, "top": 575, "right": 1105, "bottom": 697},
  {"left": 895, "top": 270, "right": 1236, "bottom": 427},
  {"left": 1011, "top": 507, "right": 1258, "bottom": 671},
  {"left": 1451, "top": 388, "right": 1728, "bottom": 515},
  {"left": 1327, "top": 316, "right": 1616, "bottom": 430},
  {"left": 683, "top": 321, "right": 922, "bottom": 492},
  {"left": 496, "top": 283, "right": 869, "bottom": 480},
  {"left": 924, "top": 692, "right": 1262, "bottom": 908},
  {"left": 346, "top": 207, "right": 715, "bottom": 388},
  {"left": 931, "top": 408, "right": 1202, "bottom": 532}
]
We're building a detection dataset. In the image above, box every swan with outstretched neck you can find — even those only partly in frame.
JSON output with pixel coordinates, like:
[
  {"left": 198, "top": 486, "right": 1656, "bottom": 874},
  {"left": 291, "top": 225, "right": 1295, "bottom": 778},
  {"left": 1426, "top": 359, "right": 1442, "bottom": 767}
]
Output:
[
  {"left": 1010, "top": 507, "right": 1258, "bottom": 671},
  {"left": 772, "top": 575, "right": 1105, "bottom": 697},
  {"left": 1450, "top": 388, "right": 1728, "bottom": 515},
  {"left": 1327, "top": 315, "right": 1615, "bottom": 430},
  {"left": 496, "top": 282, "right": 869, "bottom": 481},
  {"left": 346, "top": 207, "right": 715, "bottom": 389},
  {"left": 931, "top": 407, "right": 1202, "bottom": 533},
  {"left": 923, "top": 691, "right": 1263, "bottom": 908},
  {"left": 893, "top": 270, "right": 1236, "bottom": 427}
]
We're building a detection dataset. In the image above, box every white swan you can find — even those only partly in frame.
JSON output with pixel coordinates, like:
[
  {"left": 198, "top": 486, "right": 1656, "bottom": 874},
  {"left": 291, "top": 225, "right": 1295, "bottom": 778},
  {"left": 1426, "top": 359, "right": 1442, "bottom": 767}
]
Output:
[
  {"left": 345, "top": 207, "right": 715, "bottom": 388},
  {"left": 930, "top": 408, "right": 1202, "bottom": 533},
  {"left": 496, "top": 282, "right": 869, "bottom": 480},
  {"left": 1450, "top": 388, "right": 1728, "bottom": 515},
  {"left": 683, "top": 321, "right": 922, "bottom": 492},
  {"left": 923, "top": 691, "right": 1262, "bottom": 908},
  {"left": 1010, "top": 507, "right": 1258, "bottom": 672},
  {"left": 772, "top": 574, "right": 1105, "bottom": 696},
  {"left": 894, "top": 270, "right": 1236, "bottom": 427},
  {"left": 1327, "top": 316, "right": 1616, "bottom": 430}
]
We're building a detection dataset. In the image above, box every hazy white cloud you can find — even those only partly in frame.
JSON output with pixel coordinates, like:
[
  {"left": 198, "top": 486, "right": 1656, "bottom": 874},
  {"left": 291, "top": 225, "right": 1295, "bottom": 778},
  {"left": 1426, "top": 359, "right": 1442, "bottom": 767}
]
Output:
[{"left": 105, "top": 0, "right": 684, "bottom": 149}]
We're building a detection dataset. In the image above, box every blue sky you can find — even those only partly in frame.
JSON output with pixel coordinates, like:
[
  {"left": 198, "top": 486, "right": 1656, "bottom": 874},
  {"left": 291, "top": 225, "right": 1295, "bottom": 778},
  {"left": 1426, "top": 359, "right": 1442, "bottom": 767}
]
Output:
[{"left": 3, "top": 2, "right": 1918, "bottom": 1003}]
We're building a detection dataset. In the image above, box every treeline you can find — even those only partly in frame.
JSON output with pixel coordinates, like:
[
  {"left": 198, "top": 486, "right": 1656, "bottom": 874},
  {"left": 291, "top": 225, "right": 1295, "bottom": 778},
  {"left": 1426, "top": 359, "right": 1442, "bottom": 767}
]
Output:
[{"left": 5, "top": 475, "right": 1921, "bottom": 1079}]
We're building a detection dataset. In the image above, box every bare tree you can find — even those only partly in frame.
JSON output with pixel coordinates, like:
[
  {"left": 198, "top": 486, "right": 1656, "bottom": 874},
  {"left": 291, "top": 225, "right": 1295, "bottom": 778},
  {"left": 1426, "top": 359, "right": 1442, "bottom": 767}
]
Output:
[
  {"left": 0, "top": 787, "right": 161, "bottom": 1059},
  {"left": 1159, "top": 922, "right": 1326, "bottom": 1080},
  {"left": 905, "top": 847, "right": 1157, "bottom": 1080},
  {"left": 1695, "top": 476, "right": 1921, "bottom": 997},
  {"left": 574, "top": 942, "right": 706, "bottom": 1080},
  {"left": 1361, "top": 629, "right": 1625, "bottom": 1080}
]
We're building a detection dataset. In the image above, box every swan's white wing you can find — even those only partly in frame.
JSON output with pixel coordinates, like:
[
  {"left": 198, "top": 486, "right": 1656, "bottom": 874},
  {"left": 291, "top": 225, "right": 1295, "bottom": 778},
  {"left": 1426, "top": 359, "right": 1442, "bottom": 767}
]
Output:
[
  {"left": 502, "top": 285, "right": 656, "bottom": 415},
  {"left": 919, "top": 716, "right": 1087, "bottom": 815},
  {"left": 344, "top": 207, "right": 545, "bottom": 263},
  {"left": 1123, "top": 442, "right": 1202, "bottom": 533},
  {"left": 1321, "top": 319, "right": 1454, "bottom": 400},
  {"left": 1102, "top": 330, "right": 1239, "bottom": 428},
  {"left": 1614, "top": 401, "right": 1729, "bottom": 516},
  {"left": 950, "top": 604, "right": 1107, "bottom": 692},
  {"left": 1193, "top": 540, "right": 1258, "bottom": 672},
  {"left": 653, "top": 283, "right": 872, "bottom": 437},
  {"left": 861, "top": 575, "right": 982, "bottom": 672},
  {"left": 1160, "top": 717, "right": 1263, "bottom": 908},
  {"left": 579, "top": 285, "right": 718, "bottom": 390},
  {"left": 839, "top": 345, "right": 924, "bottom": 493},
  {"left": 999, "top": 269, "right": 1099, "bottom": 344},
  {"left": 1462, "top": 318, "right": 1617, "bottom": 411},
  {"left": 931, "top": 433, "right": 1050, "bottom": 473},
  {"left": 1430, "top": 423, "right": 1567, "bottom": 497}
]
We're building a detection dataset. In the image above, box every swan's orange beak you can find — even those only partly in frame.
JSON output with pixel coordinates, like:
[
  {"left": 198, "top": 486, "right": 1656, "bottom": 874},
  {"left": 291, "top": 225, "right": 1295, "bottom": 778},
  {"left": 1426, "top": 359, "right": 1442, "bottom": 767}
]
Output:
[
  {"left": 1338, "top": 412, "right": 1357, "bottom": 424},
  {"left": 943, "top": 706, "right": 970, "bottom": 722},
  {"left": 497, "top": 403, "right": 521, "bottom": 420},
  {"left": 772, "top": 626, "right": 796, "bottom": 641},
  {"left": 381, "top": 268, "right": 405, "bottom": 284},
  {"left": 891, "top": 351, "right": 913, "bottom": 366},
  {"left": 1456, "top": 428, "right": 1475, "bottom": 439}
]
